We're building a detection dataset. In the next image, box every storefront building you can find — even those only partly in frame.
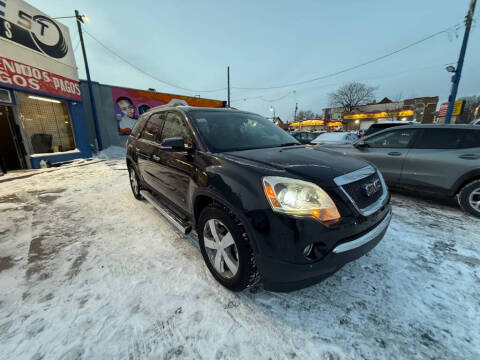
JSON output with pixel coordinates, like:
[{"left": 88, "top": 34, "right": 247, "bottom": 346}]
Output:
[
  {"left": 323, "top": 96, "right": 439, "bottom": 131},
  {"left": 0, "top": 0, "right": 91, "bottom": 170},
  {"left": 79, "top": 81, "right": 226, "bottom": 149},
  {"left": 289, "top": 119, "right": 343, "bottom": 131}
]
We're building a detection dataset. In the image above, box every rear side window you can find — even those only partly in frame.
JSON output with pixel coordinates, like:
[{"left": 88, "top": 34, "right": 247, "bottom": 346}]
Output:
[
  {"left": 414, "top": 129, "right": 464, "bottom": 149},
  {"left": 141, "top": 113, "right": 164, "bottom": 142},
  {"left": 130, "top": 115, "right": 147, "bottom": 137},
  {"left": 460, "top": 130, "right": 480, "bottom": 149}
]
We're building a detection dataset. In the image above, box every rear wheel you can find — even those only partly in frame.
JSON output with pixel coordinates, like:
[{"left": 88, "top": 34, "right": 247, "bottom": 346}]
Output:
[
  {"left": 128, "top": 165, "right": 143, "bottom": 200},
  {"left": 458, "top": 180, "right": 480, "bottom": 218},
  {"left": 198, "top": 204, "right": 259, "bottom": 291}
]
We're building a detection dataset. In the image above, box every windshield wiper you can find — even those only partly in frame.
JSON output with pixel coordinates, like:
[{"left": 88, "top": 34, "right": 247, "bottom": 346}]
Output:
[{"left": 279, "top": 142, "right": 300, "bottom": 147}]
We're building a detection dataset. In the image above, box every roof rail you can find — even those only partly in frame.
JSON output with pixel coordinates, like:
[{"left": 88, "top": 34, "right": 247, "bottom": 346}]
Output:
[{"left": 145, "top": 99, "right": 189, "bottom": 113}]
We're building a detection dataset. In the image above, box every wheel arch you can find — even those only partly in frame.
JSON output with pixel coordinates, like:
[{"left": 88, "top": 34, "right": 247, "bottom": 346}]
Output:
[
  {"left": 451, "top": 170, "right": 480, "bottom": 196},
  {"left": 192, "top": 189, "right": 261, "bottom": 255}
]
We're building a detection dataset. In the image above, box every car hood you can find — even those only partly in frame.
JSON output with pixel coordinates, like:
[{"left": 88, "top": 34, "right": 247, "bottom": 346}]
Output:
[{"left": 221, "top": 145, "right": 369, "bottom": 187}]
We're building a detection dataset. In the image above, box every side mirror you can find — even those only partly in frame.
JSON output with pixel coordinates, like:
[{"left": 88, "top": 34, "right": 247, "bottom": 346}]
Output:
[
  {"left": 161, "top": 137, "right": 185, "bottom": 151},
  {"left": 354, "top": 140, "right": 368, "bottom": 149}
]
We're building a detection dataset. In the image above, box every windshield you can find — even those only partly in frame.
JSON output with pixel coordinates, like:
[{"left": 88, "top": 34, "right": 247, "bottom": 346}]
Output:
[
  {"left": 190, "top": 111, "right": 299, "bottom": 152},
  {"left": 313, "top": 132, "right": 347, "bottom": 142}
]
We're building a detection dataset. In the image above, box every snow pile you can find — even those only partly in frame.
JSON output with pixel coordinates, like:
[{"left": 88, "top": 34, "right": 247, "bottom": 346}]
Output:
[
  {"left": 95, "top": 145, "right": 126, "bottom": 159},
  {"left": 0, "top": 160, "right": 479, "bottom": 359}
]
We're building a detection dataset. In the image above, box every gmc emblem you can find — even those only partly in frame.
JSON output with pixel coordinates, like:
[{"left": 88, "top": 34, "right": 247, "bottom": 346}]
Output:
[{"left": 362, "top": 179, "right": 382, "bottom": 197}]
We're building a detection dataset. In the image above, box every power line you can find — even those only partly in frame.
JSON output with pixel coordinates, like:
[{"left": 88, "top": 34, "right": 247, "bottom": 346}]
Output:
[
  {"left": 232, "top": 22, "right": 464, "bottom": 91},
  {"left": 73, "top": 39, "right": 81, "bottom": 53},
  {"left": 83, "top": 30, "right": 226, "bottom": 93},
  {"left": 232, "top": 60, "right": 459, "bottom": 104}
]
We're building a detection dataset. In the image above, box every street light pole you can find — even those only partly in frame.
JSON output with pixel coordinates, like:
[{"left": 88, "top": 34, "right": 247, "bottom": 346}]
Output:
[
  {"left": 294, "top": 102, "right": 298, "bottom": 123},
  {"left": 445, "top": 0, "right": 476, "bottom": 124},
  {"left": 227, "top": 66, "right": 230, "bottom": 107},
  {"left": 75, "top": 10, "right": 103, "bottom": 150},
  {"left": 270, "top": 106, "right": 275, "bottom": 122}
]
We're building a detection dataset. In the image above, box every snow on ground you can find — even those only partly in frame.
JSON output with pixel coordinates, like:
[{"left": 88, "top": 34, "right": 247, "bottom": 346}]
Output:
[{"left": 0, "top": 156, "right": 479, "bottom": 360}]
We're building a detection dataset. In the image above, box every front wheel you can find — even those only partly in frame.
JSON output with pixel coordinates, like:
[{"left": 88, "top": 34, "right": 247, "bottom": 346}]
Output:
[
  {"left": 458, "top": 180, "right": 480, "bottom": 218},
  {"left": 128, "top": 165, "right": 143, "bottom": 200},
  {"left": 198, "top": 204, "right": 259, "bottom": 291}
]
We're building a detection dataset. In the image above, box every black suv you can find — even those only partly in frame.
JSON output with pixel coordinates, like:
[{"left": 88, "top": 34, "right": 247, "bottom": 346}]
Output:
[{"left": 126, "top": 106, "right": 391, "bottom": 291}]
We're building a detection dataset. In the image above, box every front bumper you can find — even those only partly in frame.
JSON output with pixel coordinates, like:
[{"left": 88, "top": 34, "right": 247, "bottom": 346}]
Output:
[{"left": 256, "top": 207, "right": 392, "bottom": 292}]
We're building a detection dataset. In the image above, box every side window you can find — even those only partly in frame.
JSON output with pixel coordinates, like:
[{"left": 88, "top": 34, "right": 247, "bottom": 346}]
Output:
[
  {"left": 414, "top": 129, "right": 463, "bottom": 149},
  {"left": 366, "top": 129, "right": 417, "bottom": 149},
  {"left": 460, "top": 130, "right": 480, "bottom": 149},
  {"left": 141, "top": 113, "right": 164, "bottom": 142},
  {"left": 161, "top": 112, "right": 193, "bottom": 144}
]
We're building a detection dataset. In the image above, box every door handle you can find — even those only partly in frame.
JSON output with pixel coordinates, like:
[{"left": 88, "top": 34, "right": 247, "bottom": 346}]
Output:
[
  {"left": 152, "top": 155, "right": 160, "bottom": 161},
  {"left": 459, "top": 154, "right": 480, "bottom": 160},
  {"left": 388, "top": 152, "right": 402, "bottom": 156}
]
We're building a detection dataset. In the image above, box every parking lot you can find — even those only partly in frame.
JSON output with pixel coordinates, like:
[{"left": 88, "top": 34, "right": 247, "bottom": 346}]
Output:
[{"left": 0, "top": 157, "right": 479, "bottom": 360}]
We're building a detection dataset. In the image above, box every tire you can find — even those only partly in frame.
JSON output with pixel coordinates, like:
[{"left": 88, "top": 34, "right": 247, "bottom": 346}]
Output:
[
  {"left": 458, "top": 180, "right": 480, "bottom": 218},
  {"left": 128, "top": 165, "right": 143, "bottom": 200},
  {"left": 197, "top": 203, "right": 259, "bottom": 291}
]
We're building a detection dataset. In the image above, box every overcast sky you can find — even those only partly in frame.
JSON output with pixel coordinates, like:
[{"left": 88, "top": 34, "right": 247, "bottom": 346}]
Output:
[{"left": 31, "top": 0, "right": 480, "bottom": 120}]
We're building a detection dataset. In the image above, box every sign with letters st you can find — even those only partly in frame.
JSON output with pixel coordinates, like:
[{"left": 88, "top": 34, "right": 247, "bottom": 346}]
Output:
[{"left": 0, "top": 0, "right": 81, "bottom": 100}]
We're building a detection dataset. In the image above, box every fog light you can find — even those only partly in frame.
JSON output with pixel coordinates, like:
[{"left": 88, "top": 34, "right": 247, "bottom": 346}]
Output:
[{"left": 303, "top": 244, "right": 314, "bottom": 257}]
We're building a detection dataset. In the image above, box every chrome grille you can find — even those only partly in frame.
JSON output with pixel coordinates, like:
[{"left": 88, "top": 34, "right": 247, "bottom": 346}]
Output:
[{"left": 334, "top": 166, "right": 388, "bottom": 216}]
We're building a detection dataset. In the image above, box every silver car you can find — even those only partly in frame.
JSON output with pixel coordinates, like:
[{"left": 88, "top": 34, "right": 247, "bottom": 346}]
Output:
[
  {"left": 311, "top": 131, "right": 359, "bottom": 146},
  {"left": 326, "top": 124, "right": 480, "bottom": 218}
]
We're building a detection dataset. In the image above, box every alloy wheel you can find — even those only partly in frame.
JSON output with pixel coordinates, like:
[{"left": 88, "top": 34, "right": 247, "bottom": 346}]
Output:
[
  {"left": 129, "top": 168, "right": 139, "bottom": 195},
  {"left": 203, "top": 219, "right": 239, "bottom": 279},
  {"left": 468, "top": 187, "right": 480, "bottom": 212}
]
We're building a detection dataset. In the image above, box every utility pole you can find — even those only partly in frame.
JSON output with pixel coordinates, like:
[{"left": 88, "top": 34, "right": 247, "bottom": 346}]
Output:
[
  {"left": 445, "top": 0, "right": 476, "bottom": 124},
  {"left": 75, "top": 10, "right": 103, "bottom": 150},
  {"left": 294, "top": 102, "right": 298, "bottom": 123},
  {"left": 227, "top": 66, "right": 230, "bottom": 107}
]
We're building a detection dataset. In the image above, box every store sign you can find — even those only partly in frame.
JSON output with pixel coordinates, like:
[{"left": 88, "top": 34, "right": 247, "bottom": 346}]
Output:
[
  {"left": 344, "top": 110, "right": 414, "bottom": 120},
  {"left": 438, "top": 100, "right": 464, "bottom": 117},
  {"left": 112, "top": 87, "right": 225, "bottom": 135},
  {"left": 0, "top": 56, "right": 81, "bottom": 100},
  {"left": 0, "top": 0, "right": 80, "bottom": 99}
]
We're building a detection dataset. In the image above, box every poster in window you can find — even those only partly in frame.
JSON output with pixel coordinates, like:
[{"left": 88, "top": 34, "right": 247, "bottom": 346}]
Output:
[{"left": 111, "top": 87, "right": 224, "bottom": 135}]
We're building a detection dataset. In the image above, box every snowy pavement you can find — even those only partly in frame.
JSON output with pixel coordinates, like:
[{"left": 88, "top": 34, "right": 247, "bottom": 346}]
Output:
[{"left": 0, "top": 156, "right": 479, "bottom": 360}]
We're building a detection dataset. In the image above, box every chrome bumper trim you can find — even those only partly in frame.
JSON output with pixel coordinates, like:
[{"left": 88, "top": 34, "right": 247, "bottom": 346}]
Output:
[{"left": 332, "top": 210, "right": 392, "bottom": 254}]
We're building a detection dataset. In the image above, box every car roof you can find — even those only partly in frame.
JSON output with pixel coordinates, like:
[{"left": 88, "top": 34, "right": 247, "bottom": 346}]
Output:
[
  {"left": 399, "top": 124, "right": 480, "bottom": 130},
  {"left": 371, "top": 121, "right": 414, "bottom": 125},
  {"left": 151, "top": 106, "right": 264, "bottom": 119}
]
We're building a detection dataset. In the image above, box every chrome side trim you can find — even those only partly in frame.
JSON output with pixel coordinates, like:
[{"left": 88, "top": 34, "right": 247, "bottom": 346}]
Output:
[
  {"left": 140, "top": 190, "right": 191, "bottom": 234},
  {"left": 333, "top": 210, "right": 392, "bottom": 254},
  {"left": 334, "top": 166, "right": 389, "bottom": 217}
]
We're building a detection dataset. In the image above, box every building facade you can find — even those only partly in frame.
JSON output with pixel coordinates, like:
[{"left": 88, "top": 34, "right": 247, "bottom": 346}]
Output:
[
  {"left": 0, "top": 0, "right": 91, "bottom": 170},
  {"left": 323, "top": 96, "right": 439, "bottom": 131},
  {"left": 80, "top": 81, "right": 226, "bottom": 149}
]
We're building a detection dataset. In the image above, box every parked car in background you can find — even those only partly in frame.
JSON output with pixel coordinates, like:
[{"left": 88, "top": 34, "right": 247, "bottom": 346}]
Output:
[
  {"left": 471, "top": 118, "right": 480, "bottom": 125},
  {"left": 326, "top": 124, "right": 480, "bottom": 217},
  {"left": 126, "top": 106, "right": 391, "bottom": 291},
  {"left": 290, "top": 131, "right": 317, "bottom": 144},
  {"left": 364, "top": 121, "right": 416, "bottom": 137},
  {"left": 312, "top": 131, "right": 359, "bottom": 146}
]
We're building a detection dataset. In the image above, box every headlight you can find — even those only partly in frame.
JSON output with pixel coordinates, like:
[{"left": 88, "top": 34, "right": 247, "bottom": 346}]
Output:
[{"left": 262, "top": 176, "right": 341, "bottom": 224}]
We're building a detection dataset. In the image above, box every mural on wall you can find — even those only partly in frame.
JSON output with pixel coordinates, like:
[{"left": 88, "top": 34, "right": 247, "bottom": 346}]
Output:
[{"left": 111, "top": 87, "right": 225, "bottom": 135}]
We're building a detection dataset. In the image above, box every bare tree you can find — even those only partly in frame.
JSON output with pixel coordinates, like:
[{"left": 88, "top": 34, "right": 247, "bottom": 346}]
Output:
[
  {"left": 458, "top": 95, "right": 480, "bottom": 124},
  {"left": 328, "top": 82, "right": 377, "bottom": 112}
]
